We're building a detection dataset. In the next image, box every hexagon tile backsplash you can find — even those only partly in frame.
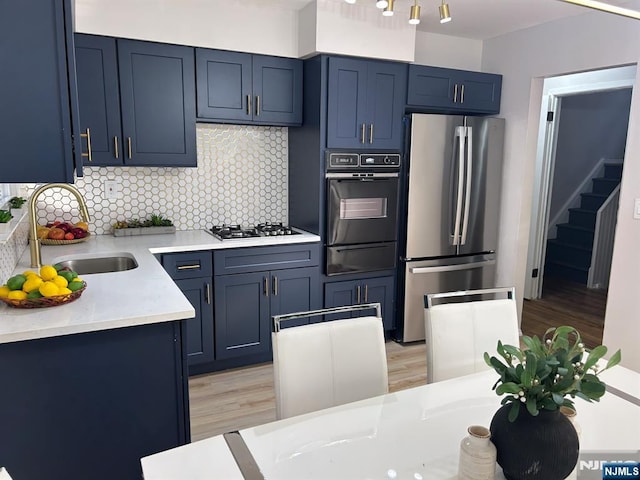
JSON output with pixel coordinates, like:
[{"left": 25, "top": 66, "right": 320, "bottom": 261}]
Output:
[{"left": 25, "top": 124, "right": 289, "bottom": 234}]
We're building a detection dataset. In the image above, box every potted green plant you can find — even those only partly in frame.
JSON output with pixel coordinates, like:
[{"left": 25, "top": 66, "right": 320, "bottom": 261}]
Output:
[
  {"left": 8, "top": 196, "right": 27, "bottom": 218},
  {"left": 112, "top": 214, "right": 175, "bottom": 236},
  {"left": 0, "top": 210, "right": 13, "bottom": 234},
  {"left": 484, "top": 326, "right": 621, "bottom": 480}
]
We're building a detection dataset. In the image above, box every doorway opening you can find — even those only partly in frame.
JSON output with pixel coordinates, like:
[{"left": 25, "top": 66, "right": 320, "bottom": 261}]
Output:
[{"left": 522, "top": 65, "right": 636, "bottom": 346}]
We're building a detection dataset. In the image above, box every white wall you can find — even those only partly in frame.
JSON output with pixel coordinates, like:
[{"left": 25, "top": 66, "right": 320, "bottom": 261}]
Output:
[
  {"left": 413, "top": 31, "right": 482, "bottom": 70},
  {"left": 482, "top": 12, "right": 640, "bottom": 371}
]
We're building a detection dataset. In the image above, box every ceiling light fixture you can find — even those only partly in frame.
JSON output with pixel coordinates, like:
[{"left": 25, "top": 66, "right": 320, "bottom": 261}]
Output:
[
  {"left": 439, "top": 0, "right": 451, "bottom": 23},
  {"left": 376, "top": 0, "right": 389, "bottom": 9},
  {"left": 382, "top": 0, "right": 395, "bottom": 16},
  {"left": 557, "top": 0, "right": 640, "bottom": 20},
  {"left": 409, "top": 1, "right": 421, "bottom": 24},
  {"left": 344, "top": 0, "right": 357, "bottom": 4}
]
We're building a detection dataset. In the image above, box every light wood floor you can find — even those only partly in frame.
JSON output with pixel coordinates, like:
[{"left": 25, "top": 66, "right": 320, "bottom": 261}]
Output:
[{"left": 189, "top": 278, "right": 606, "bottom": 441}]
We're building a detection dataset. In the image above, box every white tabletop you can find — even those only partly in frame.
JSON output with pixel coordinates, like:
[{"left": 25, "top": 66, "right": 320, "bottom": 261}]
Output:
[
  {"left": 141, "top": 434, "right": 244, "bottom": 480},
  {"left": 240, "top": 370, "right": 640, "bottom": 480}
]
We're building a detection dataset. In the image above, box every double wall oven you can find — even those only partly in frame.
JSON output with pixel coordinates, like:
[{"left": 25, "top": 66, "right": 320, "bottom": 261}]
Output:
[{"left": 325, "top": 152, "right": 401, "bottom": 276}]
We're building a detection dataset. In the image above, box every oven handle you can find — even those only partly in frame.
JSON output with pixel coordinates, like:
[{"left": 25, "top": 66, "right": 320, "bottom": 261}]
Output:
[{"left": 325, "top": 172, "right": 399, "bottom": 179}]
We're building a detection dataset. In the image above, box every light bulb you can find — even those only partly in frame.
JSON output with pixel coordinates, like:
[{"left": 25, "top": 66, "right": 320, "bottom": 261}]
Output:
[
  {"left": 345, "top": 0, "right": 357, "bottom": 4},
  {"left": 382, "top": 0, "right": 394, "bottom": 16},
  {"left": 376, "top": 0, "right": 388, "bottom": 8}
]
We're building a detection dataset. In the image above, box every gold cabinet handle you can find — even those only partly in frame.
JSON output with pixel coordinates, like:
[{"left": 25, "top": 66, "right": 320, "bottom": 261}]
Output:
[
  {"left": 80, "top": 128, "right": 92, "bottom": 162},
  {"left": 255, "top": 95, "right": 260, "bottom": 116},
  {"left": 364, "top": 284, "right": 368, "bottom": 303},
  {"left": 114, "top": 136, "right": 119, "bottom": 159},
  {"left": 369, "top": 124, "right": 374, "bottom": 144},
  {"left": 460, "top": 84, "right": 465, "bottom": 104},
  {"left": 127, "top": 137, "right": 132, "bottom": 159},
  {"left": 263, "top": 276, "right": 269, "bottom": 297},
  {"left": 356, "top": 285, "right": 361, "bottom": 304},
  {"left": 272, "top": 275, "right": 278, "bottom": 296},
  {"left": 205, "top": 282, "right": 211, "bottom": 305},
  {"left": 361, "top": 123, "right": 366, "bottom": 144},
  {"left": 177, "top": 264, "right": 201, "bottom": 270},
  {"left": 247, "top": 95, "right": 251, "bottom": 116},
  {"left": 453, "top": 84, "right": 459, "bottom": 103}
]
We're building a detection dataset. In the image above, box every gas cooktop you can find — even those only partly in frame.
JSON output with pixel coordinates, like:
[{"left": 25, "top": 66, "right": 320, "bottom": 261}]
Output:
[{"left": 207, "top": 223, "right": 300, "bottom": 240}]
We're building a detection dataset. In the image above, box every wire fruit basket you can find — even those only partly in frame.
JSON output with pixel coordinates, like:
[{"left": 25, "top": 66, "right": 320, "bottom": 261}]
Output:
[{"left": 40, "top": 232, "right": 91, "bottom": 246}]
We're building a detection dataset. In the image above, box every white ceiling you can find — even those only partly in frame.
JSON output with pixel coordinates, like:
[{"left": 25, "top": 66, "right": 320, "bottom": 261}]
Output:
[{"left": 281, "top": 0, "right": 640, "bottom": 40}]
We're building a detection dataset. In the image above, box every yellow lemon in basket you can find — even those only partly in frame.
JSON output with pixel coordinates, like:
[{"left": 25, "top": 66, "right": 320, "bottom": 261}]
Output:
[
  {"left": 0, "top": 285, "right": 10, "bottom": 298},
  {"left": 39, "top": 281, "right": 60, "bottom": 298},
  {"left": 40, "top": 265, "right": 58, "bottom": 281},
  {"left": 22, "top": 276, "right": 43, "bottom": 293},
  {"left": 7, "top": 290, "right": 27, "bottom": 300},
  {"left": 52, "top": 275, "right": 68, "bottom": 289},
  {"left": 58, "top": 287, "right": 72, "bottom": 295},
  {"left": 22, "top": 270, "right": 38, "bottom": 277}
]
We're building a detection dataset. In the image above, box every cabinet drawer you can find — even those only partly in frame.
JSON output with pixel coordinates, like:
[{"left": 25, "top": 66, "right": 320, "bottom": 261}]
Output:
[
  {"left": 162, "top": 251, "right": 212, "bottom": 280},
  {"left": 214, "top": 243, "right": 320, "bottom": 275}
]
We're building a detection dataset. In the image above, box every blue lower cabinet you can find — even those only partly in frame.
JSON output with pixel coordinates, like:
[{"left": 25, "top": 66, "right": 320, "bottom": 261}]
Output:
[
  {"left": 324, "top": 275, "right": 395, "bottom": 330},
  {"left": 175, "top": 277, "right": 214, "bottom": 366},
  {"left": 0, "top": 321, "right": 189, "bottom": 480},
  {"left": 269, "top": 267, "right": 321, "bottom": 328}
]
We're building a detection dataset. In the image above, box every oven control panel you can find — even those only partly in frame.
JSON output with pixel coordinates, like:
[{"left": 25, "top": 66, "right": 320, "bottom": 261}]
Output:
[{"left": 327, "top": 152, "right": 401, "bottom": 170}]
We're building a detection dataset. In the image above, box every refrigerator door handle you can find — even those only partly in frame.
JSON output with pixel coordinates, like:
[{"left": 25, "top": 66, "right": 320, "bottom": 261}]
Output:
[
  {"left": 460, "top": 126, "right": 473, "bottom": 245},
  {"left": 451, "top": 126, "right": 466, "bottom": 246},
  {"left": 409, "top": 259, "right": 495, "bottom": 274}
]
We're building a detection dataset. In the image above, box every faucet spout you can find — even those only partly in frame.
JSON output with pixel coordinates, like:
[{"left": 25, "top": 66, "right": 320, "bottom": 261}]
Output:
[{"left": 29, "top": 183, "right": 91, "bottom": 269}]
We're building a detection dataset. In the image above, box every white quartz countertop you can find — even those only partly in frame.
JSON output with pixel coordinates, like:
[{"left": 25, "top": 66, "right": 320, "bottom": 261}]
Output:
[{"left": 0, "top": 229, "right": 320, "bottom": 344}]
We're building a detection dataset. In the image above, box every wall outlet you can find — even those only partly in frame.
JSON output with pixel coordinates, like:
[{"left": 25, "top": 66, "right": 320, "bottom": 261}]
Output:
[
  {"left": 105, "top": 180, "right": 120, "bottom": 200},
  {"left": 634, "top": 198, "right": 640, "bottom": 220}
]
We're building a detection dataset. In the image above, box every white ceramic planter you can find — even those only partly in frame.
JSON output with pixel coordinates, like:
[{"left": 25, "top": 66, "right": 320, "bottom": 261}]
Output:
[
  {"left": 0, "top": 222, "right": 11, "bottom": 234},
  {"left": 458, "top": 425, "right": 497, "bottom": 480}
]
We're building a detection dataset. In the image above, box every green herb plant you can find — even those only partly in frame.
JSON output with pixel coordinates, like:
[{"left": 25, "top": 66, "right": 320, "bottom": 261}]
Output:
[
  {"left": 8, "top": 197, "right": 26, "bottom": 209},
  {"left": 0, "top": 210, "right": 13, "bottom": 223},
  {"left": 484, "top": 326, "right": 621, "bottom": 422},
  {"left": 113, "top": 214, "right": 173, "bottom": 229}
]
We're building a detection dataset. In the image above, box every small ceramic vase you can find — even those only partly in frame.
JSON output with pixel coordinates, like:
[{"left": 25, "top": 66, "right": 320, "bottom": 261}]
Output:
[
  {"left": 561, "top": 406, "right": 581, "bottom": 480},
  {"left": 458, "top": 425, "right": 497, "bottom": 480}
]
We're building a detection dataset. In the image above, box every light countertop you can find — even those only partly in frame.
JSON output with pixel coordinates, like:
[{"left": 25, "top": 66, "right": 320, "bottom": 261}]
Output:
[{"left": 0, "top": 229, "right": 320, "bottom": 345}]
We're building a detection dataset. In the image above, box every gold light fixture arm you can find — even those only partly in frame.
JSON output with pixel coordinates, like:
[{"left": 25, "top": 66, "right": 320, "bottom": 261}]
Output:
[{"left": 557, "top": 0, "right": 640, "bottom": 20}]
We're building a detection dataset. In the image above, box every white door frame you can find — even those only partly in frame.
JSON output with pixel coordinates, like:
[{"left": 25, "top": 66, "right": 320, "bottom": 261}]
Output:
[{"left": 524, "top": 65, "right": 637, "bottom": 300}]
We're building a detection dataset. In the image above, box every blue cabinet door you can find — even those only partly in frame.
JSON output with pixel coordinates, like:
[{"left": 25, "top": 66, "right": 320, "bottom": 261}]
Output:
[
  {"left": 366, "top": 62, "right": 407, "bottom": 150},
  {"left": 454, "top": 70, "right": 502, "bottom": 114},
  {"left": 196, "top": 49, "right": 252, "bottom": 122},
  {"left": 361, "top": 275, "right": 395, "bottom": 330},
  {"left": 118, "top": 40, "right": 196, "bottom": 166},
  {"left": 214, "top": 272, "right": 271, "bottom": 360},
  {"left": 75, "top": 34, "right": 123, "bottom": 166},
  {"left": 407, "top": 65, "right": 456, "bottom": 110},
  {"left": 327, "top": 57, "right": 368, "bottom": 148},
  {"left": 269, "top": 267, "right": 321, "bottom": 328},
  {"left": 324, "top": 279, "right": 359, "bottom": 321},
  {"left": 253, "top": 55, "right": 303, "bottom": 125},
  {"left": 176, "top": 277, "right": 214, "bottom": 366},
  {"left": 1, "top": 0, "right": 80, "bottom": 182}
]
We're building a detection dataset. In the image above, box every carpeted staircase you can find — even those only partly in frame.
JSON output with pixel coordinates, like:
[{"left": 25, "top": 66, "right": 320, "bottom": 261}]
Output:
[{"left": 545, "top": 162, "right": 623, "bottom": 284}]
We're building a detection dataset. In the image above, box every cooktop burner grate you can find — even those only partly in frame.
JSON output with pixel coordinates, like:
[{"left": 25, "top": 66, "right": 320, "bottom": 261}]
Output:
[{"left": 208, "top": 223, "right": 300, "bottom": 240}]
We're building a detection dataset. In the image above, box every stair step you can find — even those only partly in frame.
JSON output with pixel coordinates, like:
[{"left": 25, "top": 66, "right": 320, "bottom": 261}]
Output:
[
  {"left": 580, "top": 192, "right": 608, "bottom": 211},
  {"left": 546, "top": 238, "right": 592, "bottom": 269},
  {"left": 604, "top": 163, "right": 623, "bottom": 180},
  {"left": 545, "top": 260, "right": 589, "bottom": 284},
  {"left": 592, "top": 177, "right": 619, "bottom": 195},
  {"left": 568, "top": 207, "right": 597, "bottom": 229},
  {"left": 556, "top": 223, "right": 595, "bottom": 248}
]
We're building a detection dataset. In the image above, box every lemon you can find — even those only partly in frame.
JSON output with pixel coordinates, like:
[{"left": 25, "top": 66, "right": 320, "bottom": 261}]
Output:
[
  {"left": 22, "top": 276, "right": 43, "bottom": 293},
  {"left": 39, "top": 281, "right": 60, "bottom": 297},
  {"left": 58, "top": 287, "right": 72, "bottom": 295},
  {"left": 0, "top": 285, "right": 10, "bottom": 298},
  {"left": 40, "top": 265, "right": 57, "bottom": 281},
  {"left": 6, "top": 274, "right": 27, "bottom": 291},
  {"left": 7, "top": 290, "right": 27, "bottom": 300},
  {"left": 22, "top": 270, "right": 37, "bottom": 277},
  {"left": 52, "top": 275, "right": 68, "bottom": 289}
]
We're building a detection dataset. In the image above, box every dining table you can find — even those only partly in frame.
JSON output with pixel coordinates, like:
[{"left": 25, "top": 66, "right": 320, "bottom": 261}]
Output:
[{"left": 141, "top": 364, "right": 640, "bottom": 480}]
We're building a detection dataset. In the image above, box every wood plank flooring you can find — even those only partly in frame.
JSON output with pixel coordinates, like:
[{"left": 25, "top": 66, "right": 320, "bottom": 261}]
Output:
[{"left": 189, "top": 278, "right": 606, "bottom": 441}]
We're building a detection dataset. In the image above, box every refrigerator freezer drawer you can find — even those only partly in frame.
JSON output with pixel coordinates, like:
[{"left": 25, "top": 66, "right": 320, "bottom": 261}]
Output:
[{"left": 402, "top": 254, "right": 496, "bottom": 342}]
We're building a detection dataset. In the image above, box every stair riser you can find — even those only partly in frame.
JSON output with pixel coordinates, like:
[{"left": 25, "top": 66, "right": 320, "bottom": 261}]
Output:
[
  {"left": 569, "top": 210, "right": 597, "bottom": 229},
  {"left": 592, "top": 178, "right": 618, "bottom": 195},
  {"left": 557, "top": 226, "right": 594, "bottom": 248},
  {"left": 545, "top": 262, "right": 588, "bottom": 284},
  {"left": 580, "top": 195, "right": 606, "bottom": 211},
  {"left": 546, "top": 243, "right": 591, "bottom": 269},
  {"left": 604, "top": 164, "right": 623, "bottom": 180}
]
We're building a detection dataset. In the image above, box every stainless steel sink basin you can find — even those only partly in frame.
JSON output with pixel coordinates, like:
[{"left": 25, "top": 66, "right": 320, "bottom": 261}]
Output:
[{"left": 55, "top": 255, "right": 138, "bottom": 275}]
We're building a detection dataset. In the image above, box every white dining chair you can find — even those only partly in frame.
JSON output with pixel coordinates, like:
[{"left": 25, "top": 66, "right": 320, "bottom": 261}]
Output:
[
  {"left": 0, "top": 467, "right": 13, "bottom": 480},
  {"left": 424, "top": 287, "right": 520, "bottom": 383},
  {"left": 272, "top": 303, "right": 389, "bottom": 420}
]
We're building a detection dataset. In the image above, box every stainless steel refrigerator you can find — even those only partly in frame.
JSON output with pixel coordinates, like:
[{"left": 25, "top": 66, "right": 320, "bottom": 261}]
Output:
[{"left": 399, "top": 114, "right": 505, "bottom": 342}]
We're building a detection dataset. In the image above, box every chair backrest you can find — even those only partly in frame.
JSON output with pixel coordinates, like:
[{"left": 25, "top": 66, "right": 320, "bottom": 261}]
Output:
[
  {"left": 0, "top": 467, "right": 13, "bottom": 480},
  {"left": 272, "top": 304, "right": 388, "bottom": 420},
  {"left": 424, "top": 287, "right": 519, "bottom": 383}
]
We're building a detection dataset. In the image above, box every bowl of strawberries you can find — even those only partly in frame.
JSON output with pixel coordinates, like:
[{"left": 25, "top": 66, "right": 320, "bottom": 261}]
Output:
[{"left": 39, "top": 221, "right": 91, "bottom": 245}]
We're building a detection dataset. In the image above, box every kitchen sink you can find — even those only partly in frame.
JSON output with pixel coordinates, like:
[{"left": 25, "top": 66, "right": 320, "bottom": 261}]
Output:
[{"left": 55, "top": 253, "right": 138, "bottom": 275}]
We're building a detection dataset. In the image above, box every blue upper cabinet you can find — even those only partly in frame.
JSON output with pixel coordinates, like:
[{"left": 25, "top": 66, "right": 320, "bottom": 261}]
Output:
[
  {"left": 407, "top": 64, "right": 502, "bottom": 114},
  {"left": 1, "top": 0, "right": 81, "bottom": 182},
  {"left": 75, "top": 35, "right": 196, "bottom": 167},
  {"left": 327, "top": 57, "right": 407, "bottom": 150},
  {"left": 196, "top": 49, "right": 302, "bottom": 126}
]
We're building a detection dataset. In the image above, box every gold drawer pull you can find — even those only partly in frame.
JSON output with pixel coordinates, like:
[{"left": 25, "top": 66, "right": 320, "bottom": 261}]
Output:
[
  {"left": 177, "top": 264, "right": 201, "bottom": 270},
  {"left": 80, "top": 128, "right": 92, "bottom": 162}
]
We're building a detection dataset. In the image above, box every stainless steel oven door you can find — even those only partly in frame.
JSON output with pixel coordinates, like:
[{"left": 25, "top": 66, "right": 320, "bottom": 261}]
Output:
[
  {"left": 326, "top": 242, "right": 397, "bottom": 276},
  {"left": 326, "top": 173, "right": 399, "bottom": 246}
]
